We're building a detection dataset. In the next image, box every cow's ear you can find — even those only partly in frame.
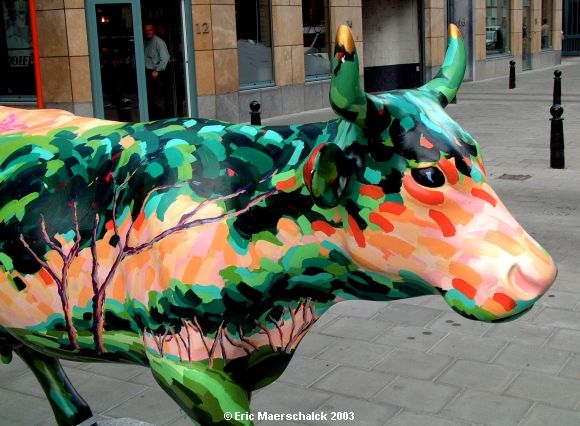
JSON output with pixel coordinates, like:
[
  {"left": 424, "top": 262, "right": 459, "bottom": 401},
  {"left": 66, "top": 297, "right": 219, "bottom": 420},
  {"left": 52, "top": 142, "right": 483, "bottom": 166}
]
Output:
[{"left": 304, "top": 143, "right": 354, "bottom": 208}]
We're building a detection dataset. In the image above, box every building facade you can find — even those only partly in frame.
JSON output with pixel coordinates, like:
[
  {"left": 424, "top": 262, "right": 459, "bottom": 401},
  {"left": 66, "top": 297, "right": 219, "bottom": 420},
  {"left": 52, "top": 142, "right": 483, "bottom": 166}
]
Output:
[{"left": 0, "top": 0, "right": 562, "bottom": 122}]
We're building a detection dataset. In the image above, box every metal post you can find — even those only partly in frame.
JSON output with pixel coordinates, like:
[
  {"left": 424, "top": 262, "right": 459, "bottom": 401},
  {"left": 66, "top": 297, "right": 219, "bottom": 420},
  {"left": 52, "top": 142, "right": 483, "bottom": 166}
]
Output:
[
  {"left": 509, "top": 60, "right": 516, "bottom": 89},
  {"left": 550, "top": 104, "right": 565, "bottom": 169},
  {"left": 553, "top": 70, "right": 562, "bottom": 105},
  {"left": 250, "top": 101, "right": 261, "bottom": 125}
]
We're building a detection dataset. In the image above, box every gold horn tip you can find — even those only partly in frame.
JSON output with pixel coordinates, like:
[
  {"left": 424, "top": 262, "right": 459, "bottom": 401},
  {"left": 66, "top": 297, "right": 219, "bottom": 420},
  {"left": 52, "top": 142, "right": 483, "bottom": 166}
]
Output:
[
  {"left": 449, "top": 23, "right": 462, "bottom": 39},
  {"left": 336, "top": 24, "right": 356, "bottom": 54}
]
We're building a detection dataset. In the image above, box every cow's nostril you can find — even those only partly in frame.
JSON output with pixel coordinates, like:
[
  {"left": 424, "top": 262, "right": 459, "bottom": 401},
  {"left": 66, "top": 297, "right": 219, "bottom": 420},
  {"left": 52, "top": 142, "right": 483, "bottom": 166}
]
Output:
[{"left": 508, "top": 261, "right": 557, "bottom": 299}]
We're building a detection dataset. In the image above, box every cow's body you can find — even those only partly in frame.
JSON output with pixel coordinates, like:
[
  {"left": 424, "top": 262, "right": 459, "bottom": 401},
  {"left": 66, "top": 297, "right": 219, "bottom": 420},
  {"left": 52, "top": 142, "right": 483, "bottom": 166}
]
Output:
[{"left": 0, "top": 25, "right": 556, "bottom": 425}]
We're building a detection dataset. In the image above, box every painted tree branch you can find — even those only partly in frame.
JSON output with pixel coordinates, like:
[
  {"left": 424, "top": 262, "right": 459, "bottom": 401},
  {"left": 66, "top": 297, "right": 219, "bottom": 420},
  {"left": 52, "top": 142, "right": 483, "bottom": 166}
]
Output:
[{"left": 18, "top": 202, "right": 83, "bottom": 350}]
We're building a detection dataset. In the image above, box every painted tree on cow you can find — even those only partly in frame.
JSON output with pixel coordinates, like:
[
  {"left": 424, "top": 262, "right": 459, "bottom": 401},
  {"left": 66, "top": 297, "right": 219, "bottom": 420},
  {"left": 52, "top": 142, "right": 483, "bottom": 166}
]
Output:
[{"left": 0, "top": 24, "right": 556, "bottom": 426}]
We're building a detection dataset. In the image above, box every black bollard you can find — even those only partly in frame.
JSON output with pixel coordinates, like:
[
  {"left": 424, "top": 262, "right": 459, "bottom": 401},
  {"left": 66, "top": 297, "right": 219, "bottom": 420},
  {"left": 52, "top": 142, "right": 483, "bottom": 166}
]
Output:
[
  {"left": 553, "top": 70, "right": 562, "bottom": 105},
  {"left": 549, "top": 104, "right": 565, "bottom": 169},
  {"left": 509, "top": 60, "right": 516, "bottom": 89},
  {"left": 250, "top": 101, "right": 261, "bottom": 125}
]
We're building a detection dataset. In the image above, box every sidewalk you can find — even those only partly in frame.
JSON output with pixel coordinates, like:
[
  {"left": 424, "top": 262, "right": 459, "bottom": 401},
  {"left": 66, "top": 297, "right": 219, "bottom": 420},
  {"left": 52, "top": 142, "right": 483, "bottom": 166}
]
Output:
[{"left": 1, "top": 61, "right": 580, "bottom": 425}]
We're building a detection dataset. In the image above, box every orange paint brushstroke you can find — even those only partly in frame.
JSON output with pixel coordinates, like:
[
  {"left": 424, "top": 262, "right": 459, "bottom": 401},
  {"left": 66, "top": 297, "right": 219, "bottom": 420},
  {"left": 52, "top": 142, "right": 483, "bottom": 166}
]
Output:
[
  {"left": 420, "top": 136, "right": 434, "bottom": 148},
  {"left": 275, "top": 175, "right": 297, "bottom": 191},
  {"left": 493, "top": 292, "right": 517, "bottom": 311},
  {"left": 403, "top": 178, "right": 445, "bottom": 205},
  {"left": 133, "top": 212, "right": 146, "bottom": 231},
  {"left": 452, "top": 278, "right": 476, "bottom": 299},
  {"left": 312, "top": 220, "right": 336, "bottom": 236},
  {"left": 360, "top": 185, "right": 384, "bottom": 199},
  {"left": 348, "top": 215, "right": 366, "bottom": 248},
  {"left": 471, "top": 188, "right": 497, "bottom": 206},
  {"left": 439, "top": 158, "right": 459, "bottom": 185},
  {"left": 369, "top": 212, "right": 394, "bottom": 233},
  {"left": 418, "top": 236, "right": 456, "bottom": 259},
  {"left": 429, "top": 209, "right": 456, "bottom": 237},
  {"left": 379, "top": 201, "right": 406, "bottom": 215},
  {"left": 39, "top": 268, "right": 53, "bottom": 286}
]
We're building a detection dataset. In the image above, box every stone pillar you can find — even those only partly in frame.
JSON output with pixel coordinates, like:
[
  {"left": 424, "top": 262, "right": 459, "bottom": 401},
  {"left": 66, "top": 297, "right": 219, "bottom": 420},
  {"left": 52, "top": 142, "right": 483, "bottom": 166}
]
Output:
[
  {"left": 330, "top": 0, "right": 364, "bottom": 75},
  {"left": 424, "top": 0, "right": 445, "bottom": 81},
  {"left": 34, "top": 1, "right": 92, "bottom": 115},
  {"left": 272, "top": 1, "right": 304, "bottom": 86}
]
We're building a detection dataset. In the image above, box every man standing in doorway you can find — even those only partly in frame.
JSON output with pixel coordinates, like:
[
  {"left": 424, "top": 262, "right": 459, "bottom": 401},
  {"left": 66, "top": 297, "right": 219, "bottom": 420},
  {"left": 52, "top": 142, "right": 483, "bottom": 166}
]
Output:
[{"left": 144, "top": 22, "right": 170, "bottom": 120}]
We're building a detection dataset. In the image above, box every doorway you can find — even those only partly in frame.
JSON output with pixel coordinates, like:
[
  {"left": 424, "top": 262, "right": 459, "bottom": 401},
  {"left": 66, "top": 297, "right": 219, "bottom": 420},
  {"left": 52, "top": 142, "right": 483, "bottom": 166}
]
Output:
[
  {"left": 87, "top": 0, "right": 196, "bottom": 121},
  {"left": 522, "top": 0, "right": 532, "bottom": 70}
]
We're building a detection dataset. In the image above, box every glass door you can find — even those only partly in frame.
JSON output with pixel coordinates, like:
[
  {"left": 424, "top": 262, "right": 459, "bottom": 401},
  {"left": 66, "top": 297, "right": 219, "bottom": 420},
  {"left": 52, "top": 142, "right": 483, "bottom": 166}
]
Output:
[
  {"left": 141, "top": 0, "right": 196, "bottom": 118},
  {"left": 522, "top": 0, "right": 532, "bottom": 70},
  {"left": 87, "top": 0, "right": 147, "bottom": 121}
]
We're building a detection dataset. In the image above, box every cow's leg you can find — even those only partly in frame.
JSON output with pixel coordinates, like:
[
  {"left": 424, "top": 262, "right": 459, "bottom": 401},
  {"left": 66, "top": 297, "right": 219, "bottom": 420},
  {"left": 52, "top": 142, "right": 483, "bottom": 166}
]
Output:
[
  {"left": 15, "top": 345, "right": 93, "bottom": 426},
  {"left": 147, "top": 353, "right": 253, "bottom": 425}
]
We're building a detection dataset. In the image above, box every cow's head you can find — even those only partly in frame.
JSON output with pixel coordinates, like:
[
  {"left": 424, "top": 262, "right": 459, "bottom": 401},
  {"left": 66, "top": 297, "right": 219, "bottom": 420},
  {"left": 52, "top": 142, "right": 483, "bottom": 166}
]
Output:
[{"left": 304, "top": 24, "right": 557, "bottom": 322}]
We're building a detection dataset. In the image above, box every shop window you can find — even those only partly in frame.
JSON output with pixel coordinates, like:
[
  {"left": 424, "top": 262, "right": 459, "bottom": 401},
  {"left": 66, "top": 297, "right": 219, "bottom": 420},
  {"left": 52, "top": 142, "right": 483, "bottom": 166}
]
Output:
[
  {"left": 303, "top": 0, "right": 330, "bottom": 80},
  {"left": 236, "top": 0, "right": 274, "bottom": 89},
  {"left": 0, "top": 0, "right": 35, "bottom": 100},
  {"left": 542, "top": 0, "right": 553, "bottom": 49},
  {"left": 486, "top": 0, "right": 511, "bottom": 56}
]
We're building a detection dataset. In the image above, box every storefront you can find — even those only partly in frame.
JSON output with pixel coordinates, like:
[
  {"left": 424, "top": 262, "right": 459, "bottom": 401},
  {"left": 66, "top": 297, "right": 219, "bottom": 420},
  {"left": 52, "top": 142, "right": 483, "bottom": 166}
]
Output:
[
  {"left": 0, "top": 0, "right": 563, "bottom": 121},
  {"left": 0, "top": 0, "right": 37, "bottom": 104}
]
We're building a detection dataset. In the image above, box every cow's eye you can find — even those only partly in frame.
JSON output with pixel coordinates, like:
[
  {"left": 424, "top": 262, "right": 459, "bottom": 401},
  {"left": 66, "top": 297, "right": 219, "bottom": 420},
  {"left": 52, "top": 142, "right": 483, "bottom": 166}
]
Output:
[{"left": 411, "top": 167, "right": 445, "bottom": 188}]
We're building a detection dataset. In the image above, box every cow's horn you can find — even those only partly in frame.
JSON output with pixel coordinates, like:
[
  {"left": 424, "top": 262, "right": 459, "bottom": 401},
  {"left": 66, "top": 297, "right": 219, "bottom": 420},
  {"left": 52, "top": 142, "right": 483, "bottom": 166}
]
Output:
[
  {"left": 329, "top": 24, "right": 367, "bottom": 127},
  {"left": 419, "top": 24, "right": 466, "bottom": 107}
]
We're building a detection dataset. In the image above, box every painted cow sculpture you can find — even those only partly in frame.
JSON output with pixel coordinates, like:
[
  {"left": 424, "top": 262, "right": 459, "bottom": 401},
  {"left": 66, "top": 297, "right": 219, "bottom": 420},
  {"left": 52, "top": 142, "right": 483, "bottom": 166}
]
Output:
[{"left": 0, "top": 25, "right": 556, "bottom": 425}]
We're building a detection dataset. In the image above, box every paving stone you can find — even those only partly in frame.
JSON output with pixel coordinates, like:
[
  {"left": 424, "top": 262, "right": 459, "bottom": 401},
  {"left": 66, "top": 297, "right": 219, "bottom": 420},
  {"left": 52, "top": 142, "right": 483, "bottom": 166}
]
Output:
[
  {"left": 251, "top": 382, "right": 331, "bottom": 415},
  {"left": 373, "top": 302, "right": 444, "bottom": 327},
  {"left": 311, "top": 366, "right": 395, "bottom": 399},
  {"left": 441, "top": 389, "right": 532, "bottom": 425},
  {"left": 278, "top": 355, "right": 337, "bottom": 387},
  {"left": 373, "top": 376, "right": 459, "bottom": 413},
  {"left": 386, "top": 411, "right": 470, "bottom": 426},
  {"left": 71, "top": 370, "right": 149, "bottom": 414},
  {"left": 0, "top": 391, "right": 54, "bottom": 426},
  {"left": 430, "top": 334, "right": 506, "bottom": 362},
  {"left": 533, "top": 308, "right": 580, "bottom": 330},
  {"left": 494, "top": 342, "right": 571, "bottom": 374},
  {"left": 520, "top": 404, "right": 580, "bottom": 426},
  {"left": 372, "top": 348, "right": 452, "bottom": 380},
  {"left": 294, "top": 333, "right": 341, "bottom": 358},
  {"left": 315, "top": 339, "right": 394, "bottom": 368},
  {"left": 104, "top": 389, "right": 182, "bottom": 424},
  {"left": 374, "top": 325, "right": 447, "bottom": 352},
  {"left": 436, "top": 359, "right": 516, "bottom": 392},
  {"left": 428, "top": 313, "right": 492, "bottom": 336},
  {"left": 304, "top": 394, "right": 399, "bottom": 426},
  {"left": 537, "top": 290, "right": 580, "bottom": 310},
  {"left": 310, "top": 311, "right": 339, "bottom": 331},
  {"left": 329, "top": 300, "right": 387, "bottom": 318},
  {"left": 483, "top": 321, "right": 554, "bottom": 345},
  {"left": 317, "top": 317, "right": 393, "bottom": 341},
  {"left": 505, "top": 371, "right": 580, "bottom": 409},
  {"left": 560, "top": 354, "right": 580, "bottom": 380},
  {"left": 546, "top": 328, "right": 580, "bottom": 352}
]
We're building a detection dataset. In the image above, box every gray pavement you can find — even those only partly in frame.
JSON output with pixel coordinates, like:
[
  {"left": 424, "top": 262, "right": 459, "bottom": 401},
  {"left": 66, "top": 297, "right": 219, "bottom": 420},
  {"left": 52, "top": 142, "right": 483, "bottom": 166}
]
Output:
[{"left": 2, "top": 61, "right": 580, "bottom": 425}]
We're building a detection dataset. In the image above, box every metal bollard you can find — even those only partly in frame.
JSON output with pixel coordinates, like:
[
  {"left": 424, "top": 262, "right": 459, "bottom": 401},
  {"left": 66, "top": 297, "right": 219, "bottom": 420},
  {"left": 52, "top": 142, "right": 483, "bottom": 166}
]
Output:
[
  {"left": 509, "top": 61, "right": 516, "bottom": 89},
  {"left": 553, "top": 70, "right": 562, "bottom": 105},
  {"left": 549, "top": 104, "right": 565, "bottom": 169},
  {"left": 250, "top": 101, "right": 261, "bottom": 125}
]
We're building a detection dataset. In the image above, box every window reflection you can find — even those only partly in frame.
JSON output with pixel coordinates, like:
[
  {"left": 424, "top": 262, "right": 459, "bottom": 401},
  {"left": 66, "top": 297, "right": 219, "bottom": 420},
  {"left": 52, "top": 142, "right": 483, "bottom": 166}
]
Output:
[
  {"left": 0, "top": 0, "right": 35, "bottom": 99},
  {"left": 303, "top": 0, "right": 330, "bottom": 79},
  {"left": 486, "top": 0, "right": 511, "bottom": 56},
  {"left": 236, "top": 0, "right": 274, "bottom": 88}
]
